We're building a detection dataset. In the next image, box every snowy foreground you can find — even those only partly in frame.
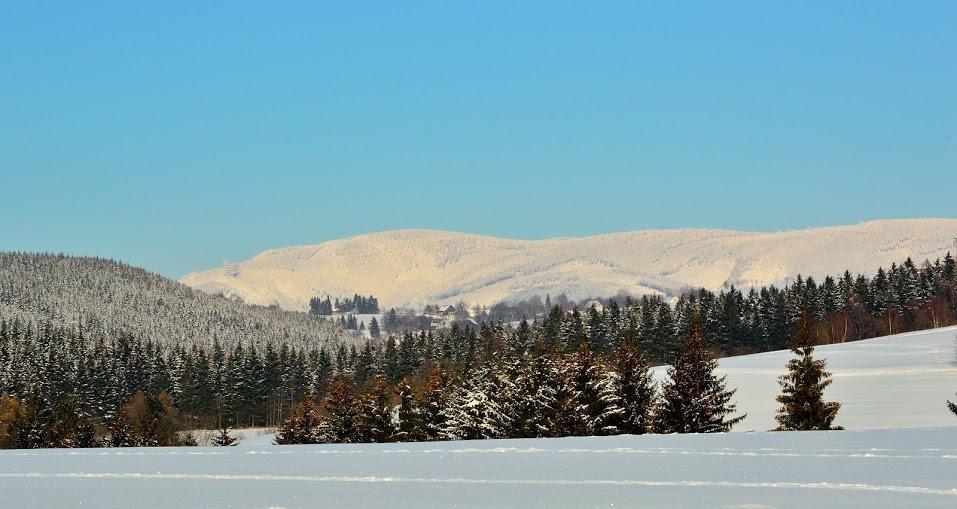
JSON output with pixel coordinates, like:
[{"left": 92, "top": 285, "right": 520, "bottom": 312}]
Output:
[
  {"left": 0, "top": 428, "right": 955, "bottom": 508},
  {"left": 1, "top": 327, "right": 955, "bottom": 508}
]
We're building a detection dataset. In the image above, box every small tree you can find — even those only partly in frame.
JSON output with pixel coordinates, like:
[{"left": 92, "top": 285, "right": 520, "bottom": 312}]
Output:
[
  {"left": 109, "top": 412, "right": 134, "bottom": 447},
  {"left": 948, "top": 396, "right": 956, "bottom": 417},
  {"left": 655, "top": 322, "right": 745, "bottom": 433},
  {"left": 211, "top": 425, "right": 237, "bottom": 446},
  {"left": 369, "top": 317, "right": 381, "bottom": 339},
  {"left": 774, "top": 314, "right": 841, "bottom": 431},
  {"left": 274, "top": 397, "right": 323, "bottom": 445}
]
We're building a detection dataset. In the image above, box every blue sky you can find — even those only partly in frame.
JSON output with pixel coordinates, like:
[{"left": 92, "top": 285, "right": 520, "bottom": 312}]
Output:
[{"left": 2, "top": 1, "right": 955, "bottom": 278}]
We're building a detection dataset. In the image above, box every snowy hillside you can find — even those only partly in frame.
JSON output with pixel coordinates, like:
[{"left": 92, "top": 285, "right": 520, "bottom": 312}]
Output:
[
  {"left": 181, "top": 219, "right": 957, "bottom": 310},
  {"left": 0, "top": 253, "right": 354, "bottom": 348},
  {"left": 656, "top": 325, "right": 957, "bottom": 432}
]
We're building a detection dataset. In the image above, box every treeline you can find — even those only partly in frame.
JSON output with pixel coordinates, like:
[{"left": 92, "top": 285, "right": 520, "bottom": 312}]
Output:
[
  {"left": 309, "top": 294, "right": 380, "bottom": 316},
  {"left": 275, "top": 325, "right": 742, "bottom": 444},
  {"left": 1, "top": 253, "right": 955, "bottom": 448}
]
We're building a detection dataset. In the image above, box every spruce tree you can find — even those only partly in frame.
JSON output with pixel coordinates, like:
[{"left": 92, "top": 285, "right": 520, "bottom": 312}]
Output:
[
  {"left": 356, "top": 377, "right": 397, "bottom": 443},
  {"left": 553, "top": 354, "right": 590, "bottom": 437},
  {"left": 419, "top": 367, "right": 450, "bottom": 440},
  {"left": 615, "top": 343, "right": 656, "bottom": 434},
  {"left": 654, "top": 322, "right": 744, "bottom": 433},
  {"left": 109, "top": 411, "right": 134, "bottom": 447},
  {"left": 774, "top": 315, "right": 841, "bottom": 431},
  {"left": 211, "top": 425, "right": 237, "bottom": 446},
  {"left": 511, "top": 355, "right": 560, "bottom": 437},
  {"left": 572, "top": 343, "right": 623, "bottom": 436},
  {"left": 369, "top": 317, "right": 381, "bottom": 339},
  {"left": 383, "top": 338, "right": 400, "bottom": 384},
  {"left": 320, "top": 376, "right": 359, "bottom": 443},
  {"left": 440, "top": 366, "right": 512, "bottom": 440},
  {"left": 395, "top": 377, "right": 427, "bottom": 442},
  {"left": 274, "top": 397, "right": 323, "bottom": 445}
]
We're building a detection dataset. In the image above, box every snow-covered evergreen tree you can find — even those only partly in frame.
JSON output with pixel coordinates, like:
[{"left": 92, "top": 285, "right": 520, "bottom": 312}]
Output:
[
  {"left": 510, "top": 355, "right": 560, "bottom": 437},
  {"left": 356, "top": 377, "right": 397, "bottom": 443},
  {"left": 319, "top": 377, "right": 359, "bottom": 443},
  {"left": 655, "top": 322, "right": 744, "bottom": 433},
  {"left": 615, "top": 343, "right": 656, "bottom": 434},
  {"left": 571, "top": 343, "right": 623, "bottom": 436},
  {"left": 394, "top": 377, "right": 427, "bottom": 442},
  {"left": 419, "top": 367, "right": 451, "bottom": 440},
  {"left": 441, "top": 366, "right": 512, "bottom": 440},
  {"left": 274, "top": 397, "right": 322, "bottom": 445},
  {"left": 774, "top": 315, "right": 841, "bottom": 431}
]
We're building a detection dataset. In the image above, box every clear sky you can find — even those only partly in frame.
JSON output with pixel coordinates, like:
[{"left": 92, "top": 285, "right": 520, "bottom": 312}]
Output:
[{"left": 1, "top": 1, "right": 955, "bottom": 278}]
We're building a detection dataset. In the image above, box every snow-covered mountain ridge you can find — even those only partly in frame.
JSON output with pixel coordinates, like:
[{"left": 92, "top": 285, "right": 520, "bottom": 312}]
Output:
[{"left": 181, "top": 219, "right": 957, "bottom": 311}]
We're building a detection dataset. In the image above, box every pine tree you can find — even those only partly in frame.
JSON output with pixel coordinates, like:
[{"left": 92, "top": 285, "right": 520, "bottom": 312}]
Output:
[
  {"left": 211, "top": 425, "right": 237, "bottom": 446},
  {"left": 320, "top": 376, "right": 359, "bottom": 443},
  {"left": 356, "top": 377, "right": 397, "bottom": 443},
  {"left": 572, "top": 343, "right": 623, "bottom": 436},
  {"left": 511, "top": 355, "right": 560, "bottom": 437},
  {"left": 395, "top": 377, "right": 427, "bottom": 442},
  {"left": 383, "top": 338, "right": 400, "bottom": 384},
  {"left": 615, "top": 343, "right": 656, "bottom": 434},
  {"left": 552, "top": 354, "right": 589, "bottom": 437},
  {"left": 274, "top": 397, "right": 323, "bottom": 445},
  {"left": 419, "top": 367, "right": 450, "bottom": 440},
  {"left": 109, "top": 411, "right": 134, "bottom": 447},
  {"left": 440, "top": 366, "right": 511, "bottom": 440},
  {"left": 369, "top": 317, "right": 381, "bottom": 339},
  {"left": 655, "top": 322, "right": 745, "bottom": 433},
  {"left": 774, "top": 314, "right": 841, "bottom": 431}
]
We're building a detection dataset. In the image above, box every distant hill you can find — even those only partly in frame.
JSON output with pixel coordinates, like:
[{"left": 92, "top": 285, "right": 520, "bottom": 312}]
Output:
[
  {"left": 0, "top": 252, "right": 353, "bottom": 349},
  {"left": 181, "top": 219, "right": 957, "bottom": 311}
]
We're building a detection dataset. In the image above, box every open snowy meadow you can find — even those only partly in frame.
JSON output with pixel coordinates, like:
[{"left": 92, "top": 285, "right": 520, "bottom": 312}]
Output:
[
  {"left": 2, "top": 327, "right": 955, "bottom": 508},
  {"left": 677, "top": 325, "right": 957, "bottom": 432}
]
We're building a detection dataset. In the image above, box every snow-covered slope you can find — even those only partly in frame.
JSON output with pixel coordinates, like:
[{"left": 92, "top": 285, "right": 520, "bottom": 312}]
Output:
[
  {"left": 181, "top": 219, "right": 957, "bottom": 310},
  {"left": 656, "top": 325, "right": 957, "bottom": 432}
]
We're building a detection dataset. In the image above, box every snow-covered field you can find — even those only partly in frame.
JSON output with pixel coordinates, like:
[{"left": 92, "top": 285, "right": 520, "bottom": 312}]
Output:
[
  {"left": 1, "top": 327, "right": 955, "bottom": 508},
  {"left": 668, "top": 325, "right": 957, "bottom": 432},
  {"left": 1, "top": 428, "right": 955, "bottom": 508},
  {"left": 180, "top": 219, "right": 957, "bottom": 309}
]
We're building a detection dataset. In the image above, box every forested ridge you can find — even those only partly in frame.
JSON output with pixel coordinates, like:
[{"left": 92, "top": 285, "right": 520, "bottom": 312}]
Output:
[
  {"left": 0, "top": 252, "right": 352, "bottom": 349},
  {"left": 1, "top": 252, "right": 955, "bottom": 448}
]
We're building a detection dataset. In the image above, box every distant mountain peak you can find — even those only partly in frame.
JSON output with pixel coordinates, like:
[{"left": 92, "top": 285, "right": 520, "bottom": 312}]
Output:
[{"left": 180, "top": 219, "right": 957, "bottom": 311}]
